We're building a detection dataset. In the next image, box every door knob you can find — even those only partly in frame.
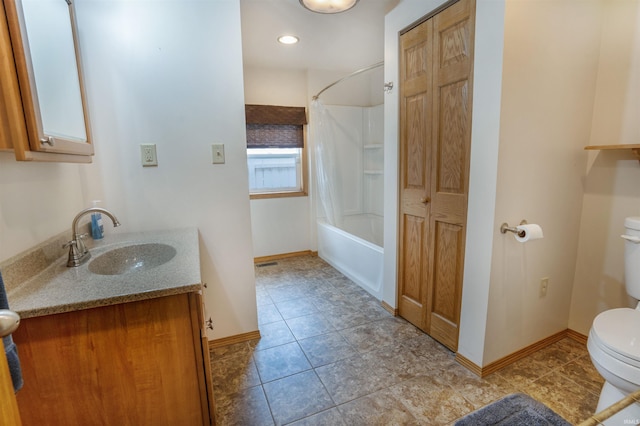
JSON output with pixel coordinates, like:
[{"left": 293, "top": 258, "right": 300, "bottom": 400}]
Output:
[
  {"left": 420, "top": 197, "right": 430, "bottom": 204},
  {"left": 0, "top": 310, "right": 20, "bottom": 338}
]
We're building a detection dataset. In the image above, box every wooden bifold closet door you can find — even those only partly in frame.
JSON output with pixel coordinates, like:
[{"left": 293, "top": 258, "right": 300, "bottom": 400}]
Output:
[{"left": 397, "top": 0, "right": 475, "bottom": 352}]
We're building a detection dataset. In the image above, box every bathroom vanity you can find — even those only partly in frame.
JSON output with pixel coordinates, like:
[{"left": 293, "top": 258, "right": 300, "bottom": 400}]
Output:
[{"left": 5, "top": 228, "right": 215, "bottom": 425}]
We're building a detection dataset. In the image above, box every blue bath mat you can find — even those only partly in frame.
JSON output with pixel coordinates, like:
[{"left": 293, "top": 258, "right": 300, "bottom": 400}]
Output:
[{"left": 455, "top": 393, "right": 571, "bottom": 426}]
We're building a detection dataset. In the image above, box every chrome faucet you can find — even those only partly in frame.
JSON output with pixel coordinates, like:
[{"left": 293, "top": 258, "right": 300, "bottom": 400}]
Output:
[{"left": 66, "top": 207, "right": 121, "bottom": 267}]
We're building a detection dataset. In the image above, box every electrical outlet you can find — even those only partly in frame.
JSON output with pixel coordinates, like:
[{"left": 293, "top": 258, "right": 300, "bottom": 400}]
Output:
[
  {"left": 540, "top": 277, "right": 549, "bottom": 297},
  {"left": 211, "top": 144, "right": 225, "bottom": 164},
  {"left": 140, "top": 144, "right": 158, "bottom": 167}
]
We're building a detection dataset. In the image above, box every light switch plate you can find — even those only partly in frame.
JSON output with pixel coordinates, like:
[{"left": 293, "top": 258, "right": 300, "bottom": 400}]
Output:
[
  {"left": 211, "top": 144, "right": 225, "bottom": 164},
  {"left": 140, "top": 144, "right": 158, "bottom": 167}
]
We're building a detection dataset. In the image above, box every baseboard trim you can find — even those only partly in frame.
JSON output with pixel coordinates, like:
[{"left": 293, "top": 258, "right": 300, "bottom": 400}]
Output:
[
  {"left": 209, "top": 330, "right": 261, "bottom": 349},
  {"left": 480, "top": 329, "right": 568, "bottom": 377},
  {"left": 381, "top": 300, "right": 398, "bottom": 316},
  {"left": 455, "top": 353, "right": 483, "bottom": 377},
  {"left": 456, "top": 329, "right": 582, "bottom": 377},
  {"left": 566, "top": 328, "right": 588, "bottom": 345},
  {"left": 254, "top": 251, "right": 318, "bottom": 264}
]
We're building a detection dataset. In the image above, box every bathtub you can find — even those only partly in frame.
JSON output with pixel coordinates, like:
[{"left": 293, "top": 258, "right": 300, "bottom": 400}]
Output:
[{"left": 317, "top": 214, "right": 383, "bottom": 300}]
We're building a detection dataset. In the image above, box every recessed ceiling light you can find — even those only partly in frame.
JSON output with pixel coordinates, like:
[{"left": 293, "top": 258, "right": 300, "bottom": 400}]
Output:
[
  {"left": 277, "top": 35, "right": 299, "bottom": 45},
  {"left": 299, "top": 0, "right": 359, "bottom": 14}
]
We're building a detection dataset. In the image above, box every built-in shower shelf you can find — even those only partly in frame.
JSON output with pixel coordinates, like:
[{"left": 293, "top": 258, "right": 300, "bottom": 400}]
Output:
[
  {"left": 585, "top": 144, "right": 640, "bottom": 162},
  {"left": 364, "top": 170, "right": 384, "bottom": 175},
  {"left": 364, "top": 144, "right": 383, "bottom": 149}
]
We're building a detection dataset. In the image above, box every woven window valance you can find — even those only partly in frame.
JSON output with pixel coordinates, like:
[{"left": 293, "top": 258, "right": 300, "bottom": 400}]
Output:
[
  {"left": 245, "top": 104, "right": 306, "bottom": 149},
  {"left": 246, "top": 124, "right": 303, "bottom": 149},
  {"left": 245, "top": 104, "right": 307, "bottom": 125}
]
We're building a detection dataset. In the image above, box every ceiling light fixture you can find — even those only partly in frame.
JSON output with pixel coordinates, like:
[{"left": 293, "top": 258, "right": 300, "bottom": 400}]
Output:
[
  {"left": 299, "top": 0, "right": 359, "bottom": 14},
  {"left": 277, "top": 35, "right": 300, "bottom": 45}
]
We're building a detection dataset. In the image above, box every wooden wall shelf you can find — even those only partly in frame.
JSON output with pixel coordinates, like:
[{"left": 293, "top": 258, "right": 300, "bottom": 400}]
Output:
[{"left": 585, "top": 144, "right": 640, "bottom": 161}]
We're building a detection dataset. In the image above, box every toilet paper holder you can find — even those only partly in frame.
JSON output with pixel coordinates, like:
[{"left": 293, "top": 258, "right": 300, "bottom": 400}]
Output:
[{"left": 500, "top": 220, "right": 528, "bottom": 237}]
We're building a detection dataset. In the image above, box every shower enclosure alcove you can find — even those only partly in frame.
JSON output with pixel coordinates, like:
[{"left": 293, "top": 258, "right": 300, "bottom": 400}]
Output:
[{"left": 312, "top": 63, "right": 385, "bottom": 300}]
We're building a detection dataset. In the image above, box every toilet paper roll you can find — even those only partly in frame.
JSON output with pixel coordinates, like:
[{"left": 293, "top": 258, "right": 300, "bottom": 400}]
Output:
[{"left": 515, "top": 224, "right": 544, "bottom": 243}]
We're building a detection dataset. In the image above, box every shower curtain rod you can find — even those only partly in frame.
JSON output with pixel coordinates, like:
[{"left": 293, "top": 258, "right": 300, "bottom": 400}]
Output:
[{"left": 312, "top": 61, "right": 384, "bottom": 101}]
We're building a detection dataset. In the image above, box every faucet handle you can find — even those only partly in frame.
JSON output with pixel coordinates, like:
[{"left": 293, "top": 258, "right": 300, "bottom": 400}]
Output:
[
  {"left": 65, "top": 234, "right": 91, "bottom": 267},
  {"left": 62, "top": 233, "right": 87, "bottom": 249}
]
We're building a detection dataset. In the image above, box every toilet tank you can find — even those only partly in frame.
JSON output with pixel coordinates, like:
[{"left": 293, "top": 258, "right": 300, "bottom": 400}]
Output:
[{"left": 624, "top": 216, "right": 640, "bottom": 300}]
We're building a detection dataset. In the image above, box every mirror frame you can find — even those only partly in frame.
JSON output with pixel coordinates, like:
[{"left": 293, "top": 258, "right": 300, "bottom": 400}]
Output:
[{"left": 5, "top": 0, "right": 93, "bottom": 161}]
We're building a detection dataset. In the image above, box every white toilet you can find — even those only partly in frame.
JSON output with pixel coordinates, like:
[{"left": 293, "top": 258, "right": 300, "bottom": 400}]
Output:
[{"left": 587, "top": 216, "right": 640, "bottom": 424}]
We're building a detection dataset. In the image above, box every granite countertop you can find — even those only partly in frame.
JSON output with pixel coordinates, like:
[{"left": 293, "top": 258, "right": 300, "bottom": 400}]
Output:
[{"left": 7, "top": 227, "right": 202, "bottom": 319}]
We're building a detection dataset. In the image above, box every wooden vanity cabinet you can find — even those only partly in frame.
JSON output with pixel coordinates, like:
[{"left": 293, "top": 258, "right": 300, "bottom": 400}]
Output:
[
  {"left": 0, "top": 1, "right": 93, "bottom": 163},
  {"left": 12, "top": 293, "right": 216, "bottom": 426}
]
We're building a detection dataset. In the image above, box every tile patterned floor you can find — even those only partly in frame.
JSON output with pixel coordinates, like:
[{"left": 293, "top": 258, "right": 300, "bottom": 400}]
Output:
[{"left": 210, "top": 255, "right": 604, "bottom": 425}]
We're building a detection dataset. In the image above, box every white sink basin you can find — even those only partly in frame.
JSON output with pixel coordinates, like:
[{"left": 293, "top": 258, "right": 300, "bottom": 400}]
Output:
[{"left": 88, "top": 243, "right": 177, "bottom": 275}]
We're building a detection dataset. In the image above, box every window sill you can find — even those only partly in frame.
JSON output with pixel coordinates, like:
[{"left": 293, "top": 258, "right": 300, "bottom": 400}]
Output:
[{"left": 250, "top": 191, "right": 308, "bottom": 200}]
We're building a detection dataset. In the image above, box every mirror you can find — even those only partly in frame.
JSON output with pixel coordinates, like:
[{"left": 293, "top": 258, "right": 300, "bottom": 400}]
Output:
[
  {"left": 8, "top": 0, "right": 93, "bottom": 156},
  {"left": 21, "top": 0, "right": 86, "bottom": 141}
]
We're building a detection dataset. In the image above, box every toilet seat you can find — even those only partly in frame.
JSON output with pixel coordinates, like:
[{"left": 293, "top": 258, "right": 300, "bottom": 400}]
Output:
[
  {"left": 588, "top": 308, "right": 640, "bottom": 392},
  {"left": 591, "top": 308, "right": 640, "bottom": 362},
  {"left": 590, "top": 308, "right": 640, "bottom": 365}
]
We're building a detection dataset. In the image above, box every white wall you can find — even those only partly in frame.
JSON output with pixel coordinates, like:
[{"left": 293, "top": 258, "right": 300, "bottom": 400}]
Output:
[
  {"left": 569, "top": 0, "right": 640, "bottom": 335},
  {"left": 0, "top": 154, "right": 101, "bottom": 262},
  {"left": 76, "top": 0, "right": 257, "bottom": 340},
  {"left": 243, "top": 66, "right": 312, "bottom": 258},
  {"left": 570, "top": 151, "right": 640, "bottom": 335},
  {"left": 588, "top": 0, "right": 640, "bottom": 148},
  {"left": 244, "top": 67, "right": 307, "bottom": 107},
  {"left": 309, "top": 68, "right": 381, "bottom": 107},
  {"left": 369, "top": 67, "right": 385, "bottom": 107},
  {"left": 483, "top": 0, "right": 603, "bottom": 364},
  {"left": 456, "top": 0, "right": 507, "bottom": 366}
]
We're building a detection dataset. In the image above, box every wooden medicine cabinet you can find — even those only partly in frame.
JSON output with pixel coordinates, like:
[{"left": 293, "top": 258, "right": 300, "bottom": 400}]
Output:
[{"left": 0, "top": 0, "right": 93, "bottom": 163}]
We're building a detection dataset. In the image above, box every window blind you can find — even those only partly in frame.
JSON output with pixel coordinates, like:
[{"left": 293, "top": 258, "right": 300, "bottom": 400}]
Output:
[
  {"left": 245, "top": 105, "right": 307, "bottom": 125},
  {"left": 245, "top": 105, "right": 307, "bottom": 149}
]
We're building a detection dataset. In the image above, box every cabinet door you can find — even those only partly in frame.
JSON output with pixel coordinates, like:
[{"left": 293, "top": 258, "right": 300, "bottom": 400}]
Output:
[
  {"left": 0, "top": 333, "right": 22, "bottom": 425},
  {"left": 0, "top": 1, "right": 28, "bottom": 153},
  {"left": 3, "top": 0, "right": 93, "bottom": 162},
  {"left": 0, "top": 350, "right": 22, "bottom": 425},
  {"left": 13, "top": 295, "right": 210, "bottom": 425}
]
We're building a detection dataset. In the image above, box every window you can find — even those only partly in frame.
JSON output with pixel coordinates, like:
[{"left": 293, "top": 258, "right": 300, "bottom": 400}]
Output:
[
  {"left": 247, "top": 147, "right": 302, "bottom": 193},
  {"left": 245, "top": 105, "right": 307, "bottom": 199}
]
